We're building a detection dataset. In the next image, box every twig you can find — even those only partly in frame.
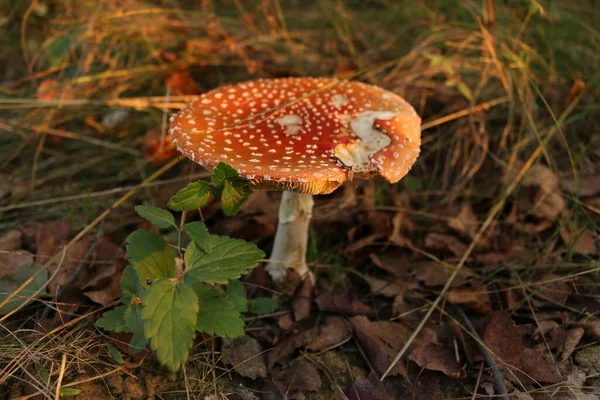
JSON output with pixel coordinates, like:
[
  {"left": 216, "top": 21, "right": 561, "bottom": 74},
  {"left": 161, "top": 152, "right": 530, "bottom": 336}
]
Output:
[
  {"left": 453, "top": 306, "right": 509, "bottom": 400},
  {"left": 54, "top": 353, "right": 67, "bottom": 400}
]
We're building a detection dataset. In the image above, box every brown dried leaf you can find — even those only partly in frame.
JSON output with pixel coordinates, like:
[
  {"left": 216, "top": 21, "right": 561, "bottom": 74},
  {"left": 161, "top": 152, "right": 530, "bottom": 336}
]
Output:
[
  {"left": 315, "top": 291, "right": 375, "bottom": 317},
  {"left": 409, "top": 341, "right": 462, "bottom": 377},
  {"left": 483, "top": 311, "right": 560, "bottom": 383},
  {"left": 447, "top": 202, "right": 478, "bottom": 239},
  {"left": 521, "top": 348, "right": 561, "bottom": 383},
  {"left": 560, "top": 227, "right": 598, "bottom": 255},
  {"left": 364, "top": 275, "right": 411, "bottom": 298},
  {"left": 424, "top": 233, "right": 467, "bottom": 256},
  {"left": 35, "top": 219, "right": 71, "bottom": 264},
  {"left": 293, "top": 277, "right": 313, "bottom": 322},
  {"left": 0, "top": 230, "right": 22, "bottom": 252},
  {"left": 345, "top": 233, "right": 384, "bottom": 255},
  {"left": 268, "top": 331, "right": 311, "bottom": 368},
  {"left": 369, "top": 251, "right": 411, "bottom": 278},
  {"left": 413, "top": 262, "right": 472, "bottom": 287},
  {"left": 561, "top": 174, "right": 600, "bottom": 197},
  {"left": 388, "top": 212, "right": 413, "bottom": 247},
  {"left": 0, "top": 251, "right": 34, "bottom": 279},
  {"left": 350, "top": 316, "right": 411, "bottom": 377},
  {"left": 306, "top": 316, "right": 351, "bottom": 352},
  {"left": 272, "top": 358, "right": 321, "bottom": 395},
  {"left": 222, "top": 336, "right": 267, "bottom": 380},
  {"left": 446, "top": 286, "right": 492, "bottom": 313},
  {"left": 535, "top": 274, "right": 572, "bottom": 305},
  {"left": 531, "top": 190, "right": 566, "bottom": 220},
  {"left": 483, "top": 311, "right": 524, "bottom": 368},
  {"left": 561, "top": 328, "right": 585, "bottom": 361},
  {"left": 576, "top": 321, "right": 600, "bottom": 341}
]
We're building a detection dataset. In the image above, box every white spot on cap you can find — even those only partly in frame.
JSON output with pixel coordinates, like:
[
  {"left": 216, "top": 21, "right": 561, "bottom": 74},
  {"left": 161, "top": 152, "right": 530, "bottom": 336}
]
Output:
[
  {"left": 331, "top": 94, "right": 349, "bottom": 107},
  {"left": 275, "top": 114, "right": 303, "bottom": 136}
]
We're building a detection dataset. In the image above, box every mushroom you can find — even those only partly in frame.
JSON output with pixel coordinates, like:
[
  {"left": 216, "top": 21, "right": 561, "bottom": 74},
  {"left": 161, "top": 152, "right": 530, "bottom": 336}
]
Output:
[{"left": 169, "top": 77, "right": 421, "bottom": 283}]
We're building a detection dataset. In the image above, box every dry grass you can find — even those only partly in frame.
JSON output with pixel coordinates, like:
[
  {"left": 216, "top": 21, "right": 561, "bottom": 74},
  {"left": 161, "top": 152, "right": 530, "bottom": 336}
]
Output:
[{"left": 1, "top": 0, "right": 599, "bottom": 398}]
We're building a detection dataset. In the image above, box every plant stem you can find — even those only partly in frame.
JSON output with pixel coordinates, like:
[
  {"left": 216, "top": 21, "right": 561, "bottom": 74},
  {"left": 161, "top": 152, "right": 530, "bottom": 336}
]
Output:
[{"left": 266, "top": 191, "right": 314, "bottom": 282}]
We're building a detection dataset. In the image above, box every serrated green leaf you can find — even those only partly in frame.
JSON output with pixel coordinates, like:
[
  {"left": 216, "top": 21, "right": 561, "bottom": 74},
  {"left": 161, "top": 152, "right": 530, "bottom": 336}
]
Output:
[
  {"left": 184, "top": 221, "right": 212, "bottom": 254},
  {"left": 126, "top": 230, "right": 176, "bottom": 286},
  {"left": 193, "top": 284, "right": 244, "bottom": 338},
  {"left": 142, "top": 280, "right": 198, "bottom": 372},
  {"left": 248, "top": 297, "right": 278, "bottom": 315},
  {"left": 184, "top": 235, "right": 265, "bottom": 284},
  {"left": 135, "top": 205, "right": 177, "bottom": 229},
  {"left": 121, "top": 266, "right": 143, "bottom": 303},
  {"left": 221, "top": 180, "right": 251, "bottom": 216},
  {"left": 0, "top": 265, "right": 47, "bottom": 315},
  {"left": 212, "top": 162, "right": 239, "bottom": 188},
  {"left": 226, "top": 280, "right": 248, "bottom": 313},
  {"left": 124, "top": 303, "right": 148, "bottom": 354},
  {"left": 168, "top": 181, "right": 210, "bottom": 211},
  {"left": 96, "top": 305, "right": 128, "bottom": 332}
]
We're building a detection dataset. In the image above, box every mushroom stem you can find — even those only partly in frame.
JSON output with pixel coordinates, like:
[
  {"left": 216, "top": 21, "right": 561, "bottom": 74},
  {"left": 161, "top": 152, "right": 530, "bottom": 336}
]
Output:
[{"left": 266, "top": 191, "right": 314, "bottom": 282}]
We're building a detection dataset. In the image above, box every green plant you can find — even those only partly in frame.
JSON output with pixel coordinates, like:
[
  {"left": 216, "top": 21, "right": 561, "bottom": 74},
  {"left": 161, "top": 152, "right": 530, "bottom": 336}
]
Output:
[{"left": 96, "top": 163, "right": 274, "bottom": 372}]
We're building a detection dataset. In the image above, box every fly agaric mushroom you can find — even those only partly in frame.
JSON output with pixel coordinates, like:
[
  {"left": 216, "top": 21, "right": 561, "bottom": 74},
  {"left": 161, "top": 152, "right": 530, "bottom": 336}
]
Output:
[{"left": 169, "top": 77, "right": 421, "bottom": 282}]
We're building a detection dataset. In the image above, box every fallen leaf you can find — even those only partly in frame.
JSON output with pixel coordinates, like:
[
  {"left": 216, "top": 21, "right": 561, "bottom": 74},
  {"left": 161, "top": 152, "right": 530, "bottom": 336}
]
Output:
[
  {"left": 506, "top": 163, "right": 559, "bottom": 192},
  {"left": 531, "top": 190, "right": 566, "bottom": 221},
  {"left": 292, "top": 277, "right": 313, "bottom": 322},
  {"left": 535, "top": 273, "right": 572, "bottom": 305},
  {"left": 561, "top": 174, "right": 600, "bottom": 197},
  {"left": 561, "top": 328, "right": 585, "bottom": 361},
  {"left": 413, "top": 262, "right": 472, "bottom": 287},
  {"left": 364, "top": 275, "right": 411, "bottom": 298},
  {"left": 369, "top": 251, "right": 412, "bottom": 278},
  {"left": 345, "top": 375, "right": 395, "bottom": 400},
  {"left": 447, "top": 286, "right": 492, "bottom": 313},
  {"left": 268, "top": 331, "right": 311, "bottom": 368},
  {"left": 0, "top": 251, "right": 34, "bottom": 279},
  {"left": 576, "top": 321, "right": 600, "bottom": 341},
  {"left": 222, "top": 335, "right": 267, "bottom": 380},
  {"left": 350, "top": 316, "right": 411, "bottom": 377},
  {"left": 35, "top": 219, "right": 71, "bottom": 264},
  {"left": 307, "top": 316, "right": 352, "bottom": 352},
  {"left": 483, "top": 311, "right": 560, "bottom": 383},
  {"left": 560, "top": 227, "right": 598, "bottom": 255},
  {"left": 483, "top": 311, "right": 525, "bottom": 369},
  {"left": 388, "top": 212, "right": 413, "bottom": 247},
  {"left": 272, "top": 358, "right": 321, "bottom": 394},
  {"left": 448, "top": 202, "right": 479, "bottom": 239},
  {"left": 409, "top": 341, "right": 462, "bottom": 377},
  {"left": 344, "top": 233, "right": 385, "bottom": 255},
  {"left": 315, "top": 291, "right": 375, "bottom": 317},
  {"left": 0, "top": 230, "right": 22, "bottom": 252},
  {"left": 521, "top": 348, "right": 561, "bottom": 383},
  {"left": 424, "top": 232, "right": 467, "bottom": 257}
]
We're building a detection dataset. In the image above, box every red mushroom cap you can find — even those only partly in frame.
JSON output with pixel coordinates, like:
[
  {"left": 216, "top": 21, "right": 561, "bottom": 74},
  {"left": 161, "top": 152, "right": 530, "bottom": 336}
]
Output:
[{"left": 169, "top": 77, "right": 421, "bottom": 194}]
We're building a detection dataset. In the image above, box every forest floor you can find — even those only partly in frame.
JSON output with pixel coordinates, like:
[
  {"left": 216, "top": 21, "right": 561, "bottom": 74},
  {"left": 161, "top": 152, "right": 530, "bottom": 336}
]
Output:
[{"left": 0, "top": 0, "right": 599, "bottom": 399}]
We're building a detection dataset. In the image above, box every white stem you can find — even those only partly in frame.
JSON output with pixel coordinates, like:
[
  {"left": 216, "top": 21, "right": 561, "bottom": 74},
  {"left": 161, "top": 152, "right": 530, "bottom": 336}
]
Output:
[{"left": 266, "top": 191, "right": 314, "bottom": 282}]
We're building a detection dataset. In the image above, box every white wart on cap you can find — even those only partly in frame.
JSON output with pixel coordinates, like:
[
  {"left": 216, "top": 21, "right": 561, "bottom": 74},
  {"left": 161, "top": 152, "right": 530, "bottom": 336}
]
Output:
[{"left": 169, "top": 77, "right": 421, "bottom": 194}]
